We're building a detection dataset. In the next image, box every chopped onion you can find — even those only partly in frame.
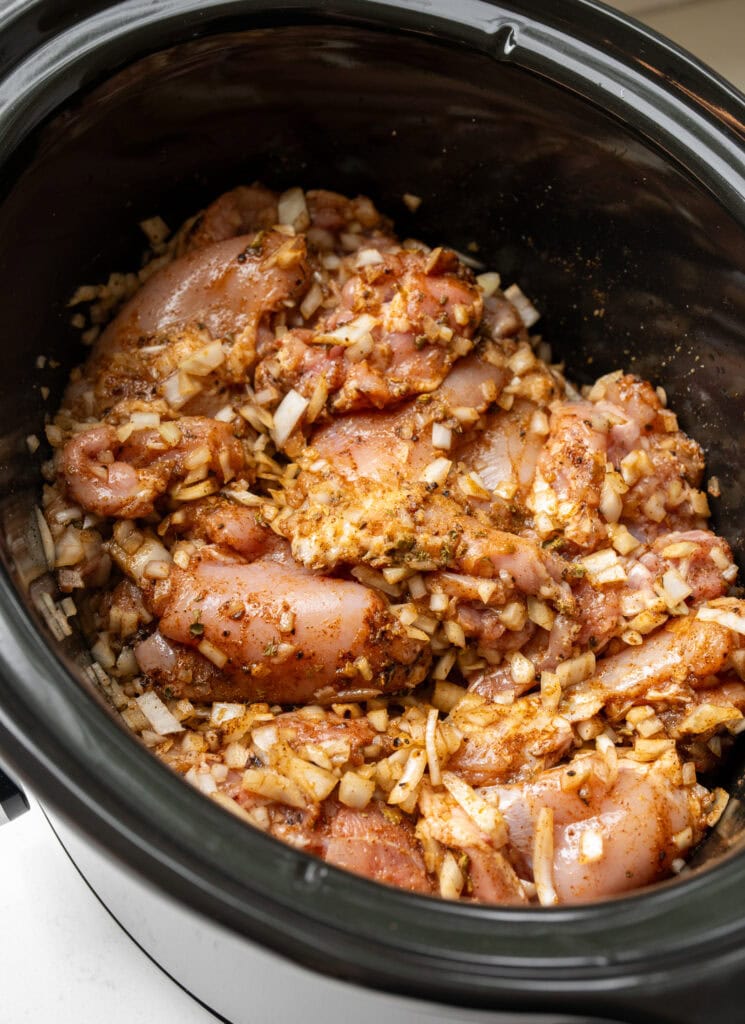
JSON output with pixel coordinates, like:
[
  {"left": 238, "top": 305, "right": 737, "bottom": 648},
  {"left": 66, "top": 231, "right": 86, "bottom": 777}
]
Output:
[
  {"left": 475, "top": 271, "right": 501, "bottom": 297},
  {"left": 533, "top": 806, "right": 558, "bottom": 905},
  {"left": 388, "top": 748, "right": 427, "bottom": 806},
  {"left": 162, "top": 370, "right": 202, "bottom": 409},
  {"left": 355, "top": 248, "right": 385, "bottom": 267},
  {"left": 661, "top": 568, "right": 693, "bottom": 608},
  {"left": 324, "top": 313, "right": 377, "bottom": 347},
  {"left": 578, "top": 826, "right": 604, "bottom": 864},
  {"left": 197, "top": 638, "right": 228, "bottom": 669},
  {"left": 439, "top": 851, "right": 464, "bottom": 899},
  {"left": 136, "top": 691, "right": 185, "bottom": 735},
  {"left": 442, "top": 771, "right": 507, "bottom": 845},
  {"left": 34, "top": 507, "right": 55, "bottom": 570},
  {"left": 277, "top": 187, "right": 309, "bottom": 230},
  {"left": 180, "top": 340, "right": 225, "bottom": 376},
  {"left": 697, "top": 605, "right": 745, "bottom": 636},
  {"left": 242, "top": 767, "right": 307, "bottom": 809},
  {"left": 504, "top": 283, "right": 540, "bottom": 327},
  {"left": 431, "top": 422, "right": 452, "bottom": 450},
  {"left": 338, "top": 771, "right": 376, "bottom": 809},
  {"left": 425, "top": 707, "right": 441, "bottom": 787},
  {"left": 420, "top": 457, "right": 452, "bottom": 487},
  {"left": 251, "top": 722, "right": 279, "bottom": 754},
  {"left": 300, "top": 281, "right": 324, "bottom": 320},
  {"left": 351, "top": 564, "right": 401, "bottom": 597},
  {"left": 272, "top": 388, "right": 308, "bottom": 448}
]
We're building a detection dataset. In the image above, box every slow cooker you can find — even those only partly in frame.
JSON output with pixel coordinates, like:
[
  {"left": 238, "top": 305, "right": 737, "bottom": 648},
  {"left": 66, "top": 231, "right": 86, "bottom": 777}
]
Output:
[{"left": 1, "top": 2, "right": 745, "bottom": 1021}]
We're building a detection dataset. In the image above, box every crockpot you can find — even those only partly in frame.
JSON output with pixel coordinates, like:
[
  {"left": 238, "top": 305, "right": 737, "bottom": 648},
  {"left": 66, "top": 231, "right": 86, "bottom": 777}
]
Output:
[{"left": 1, "top": 2, "right": 745, "bottom": 1021}]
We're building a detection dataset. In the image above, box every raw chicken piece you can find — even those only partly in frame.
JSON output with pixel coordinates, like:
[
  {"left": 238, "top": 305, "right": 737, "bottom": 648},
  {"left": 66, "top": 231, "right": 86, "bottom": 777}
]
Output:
[
  {"left": 63, "top": 230, "right": 312, "bottom": 420},
  {"left": 59, "top": 417, "right": 245, "bottom": 518},
  {"left": 528, "top": 401, "right": 609, "bottom": 550},
  {"left": 445, "top": 692, "right": 574, "bottom": 786},
  {"left": 255, "top": 246, "right": 485, "bottom": 417},
  {"left": 492, "top": 752, "right": 709, "bottom": 902},
  {"left": 321, "top": 801, "right": 433, "bottom": 893},
  {"left": 561, "top": 604, "right": 745, "bottom": 722},
  {"left": 154, "top": 545, "right": 431, "bottom": 704}
]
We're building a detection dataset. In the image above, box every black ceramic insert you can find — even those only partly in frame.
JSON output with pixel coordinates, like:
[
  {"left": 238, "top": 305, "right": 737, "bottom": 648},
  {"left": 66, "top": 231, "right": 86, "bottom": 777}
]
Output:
[{"left": 0, "top": 5, "right": 744, "bottom": 1024}]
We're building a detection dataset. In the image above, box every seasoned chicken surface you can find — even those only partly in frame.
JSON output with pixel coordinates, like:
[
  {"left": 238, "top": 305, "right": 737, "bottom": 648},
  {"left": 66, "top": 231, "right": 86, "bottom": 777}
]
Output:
[{"left": 40, "top": 185, "right": 742, "bottom": 905}]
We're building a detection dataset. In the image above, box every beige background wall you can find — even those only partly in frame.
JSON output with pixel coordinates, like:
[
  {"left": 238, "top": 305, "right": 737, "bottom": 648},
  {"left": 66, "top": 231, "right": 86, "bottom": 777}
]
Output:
[{"left": 611, "top": 0, "right": 745, "bottom": 91}]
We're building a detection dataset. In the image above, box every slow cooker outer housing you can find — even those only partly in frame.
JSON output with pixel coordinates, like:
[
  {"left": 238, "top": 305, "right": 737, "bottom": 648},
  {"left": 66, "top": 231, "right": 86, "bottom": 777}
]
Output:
[{"left": 1, "top": 2, "right": 745, "bottom": 1022}]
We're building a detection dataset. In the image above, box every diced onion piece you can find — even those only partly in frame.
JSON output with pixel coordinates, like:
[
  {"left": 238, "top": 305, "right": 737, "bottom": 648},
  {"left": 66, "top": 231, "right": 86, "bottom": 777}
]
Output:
[
  {"left": 324, "top": 313, "right": 377, "bottom": 346},
  {"left": 130, "top": 411, "right": 161, "bottom": 428},
  {"left": 500, "top": 601, "right": 527, "bottom": 631},
  {"left": 355, "top": 247, "right": 385, "bottom": 267},
  {"left": 251, "top": 723, "right": 279, "bottom": 754},
  {"left": 697, "top": 605, "right": 745, "bottom": 636},
  {"left": 554, "top": 651, "right": 595, "bottom": 689},
  {"left": 533, "top": 806, "right": 558, "bottom": 905},
  {"left": 504, "top": 283, "right": 540, "bottom": 327},
  {"left": 476, "top": 271, "right": 501, "bottom": 297},
  {"left": 136, "top": 690, "right": 185, "bottom": 735},
  {"left": 300, "top": 281, "right": 324, "bottom": 320},
  {"left": 458, "top": 471, "right": 490, "bottom": 500},
  {"left": 529, "top": 409, "right": 550, "bottom": 437},
  {"left": 442, "top": 771, "right": 507, "bottom": 845},
  {"left": 242, "top": 767, "right": 307, "bottom": 809},
  {"left": 402, "top": 192, "right": 422, "bottom": 213},
  {"left": 367, "top": 708, "right": 389, "bottom": 732},
  {"left": 277, "top": 187, "right": 309, "bottom": 230},
  {"left": 210, "top": 702, "right": 244, "bottom": 727},
  {"left": 139, "top": 215, "right": 169, "bottom": 246},
  {"left": 420, "top": 457, "right": 452, "bottom": 487},
  {"left": 432, "top": 680, "right": 466, "bottom": 712},
  {"left": 111, "top": 532, "right": 172, "bottom": 583},
  {"left": 578, "top": 826, "right": 604, "bottom": 864},
  {"left": 425, "top": 708, "right": 442, "bottom": 787},
  {"left": 186, "top": 766, "right": 217, "bottom": 795},
  {"left": 286, "top": 755, "right": 338, "bottom": 801},
  {"left": 339, "top": 771, "right": 376, "bottom": 809},
  {"left": 55, "top": 527, "right": 84, "bottom": 567},
  {"left": 143, "top": 559, "right": 171, "bottom": 580},
  {"left": 609, "top": 523, "right": 640, "bottom": 555},
  {"left": 388, "top": 749, "right": 427, "bottom": 805},
  {"left": 162, "top": 370, "right": 202, "bottom": 409},
  {"left": 661, "top": 568, "right": 693, "bottom": 608},
  {"left": 272, "top": 388, "right": 308, "bottom": 448},
  {"left": 432, "top": 423, "right": 452, "bottom": 450},
  {"left": 180, "top": 340, "right": 225, "bottom": 376},
  {"left": 439, "top": 850, "right": 464, "bottom": 899},
  {"left": 432, "top": 650, "right": 458, "bottom": 682},
  {"left": 527, "top": 596, "right": 555, "bottom": 631},
  {"left": 582, "top": 548, "right": 627, "bottom": 585},
  {"left": 34, "top": 507, "right": 55, "bottom": 570},
  {"left": 351, "top": 564, "right": 401, "bottom": 597},
  {"left": 509, "top": 651, "right": 535, "bottom": 688},
  {"left": 595, "top": 734, "right": 619, "bottom": 786},
  {"left": 678, "top": 702, "right": 741, "bottom": 735},
  {"left": 346, "top": 333, "right": 374, "bottom": 363},
  {"left": 661, "top": 541, "right": 699, "bottom": 559},
  {"left": 443, "top": 620, "right": 466, "bottom": 648},
  {"left": 198, "top": 638, "right": 228, "bottom": 669},
  {"left": 599, "top": 477, "right": 623, "bottom": 523}
]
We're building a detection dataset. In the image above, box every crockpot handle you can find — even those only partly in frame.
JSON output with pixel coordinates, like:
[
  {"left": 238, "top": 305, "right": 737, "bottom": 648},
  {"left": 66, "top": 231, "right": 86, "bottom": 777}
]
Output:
[{"left": 0, "top": 766, "right": 28, "bottom": 824}]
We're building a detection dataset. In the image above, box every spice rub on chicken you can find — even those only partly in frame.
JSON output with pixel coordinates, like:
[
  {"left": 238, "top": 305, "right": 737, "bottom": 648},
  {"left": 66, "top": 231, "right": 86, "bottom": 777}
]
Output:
[{"left": 40, "top": 184, "right": 742, "bottom": 906}]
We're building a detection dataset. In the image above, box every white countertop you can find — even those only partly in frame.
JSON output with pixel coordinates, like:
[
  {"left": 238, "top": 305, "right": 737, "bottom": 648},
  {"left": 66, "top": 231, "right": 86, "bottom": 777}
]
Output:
[{"left": 0, "top": 794, "right": 217, "bottom": 1023}]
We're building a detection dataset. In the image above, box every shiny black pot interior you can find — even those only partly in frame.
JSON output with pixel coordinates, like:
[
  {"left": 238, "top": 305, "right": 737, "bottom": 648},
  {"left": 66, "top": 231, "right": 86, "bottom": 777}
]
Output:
[{"left": 1, "top": 3, "right": 745, "bottom": 1023}]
